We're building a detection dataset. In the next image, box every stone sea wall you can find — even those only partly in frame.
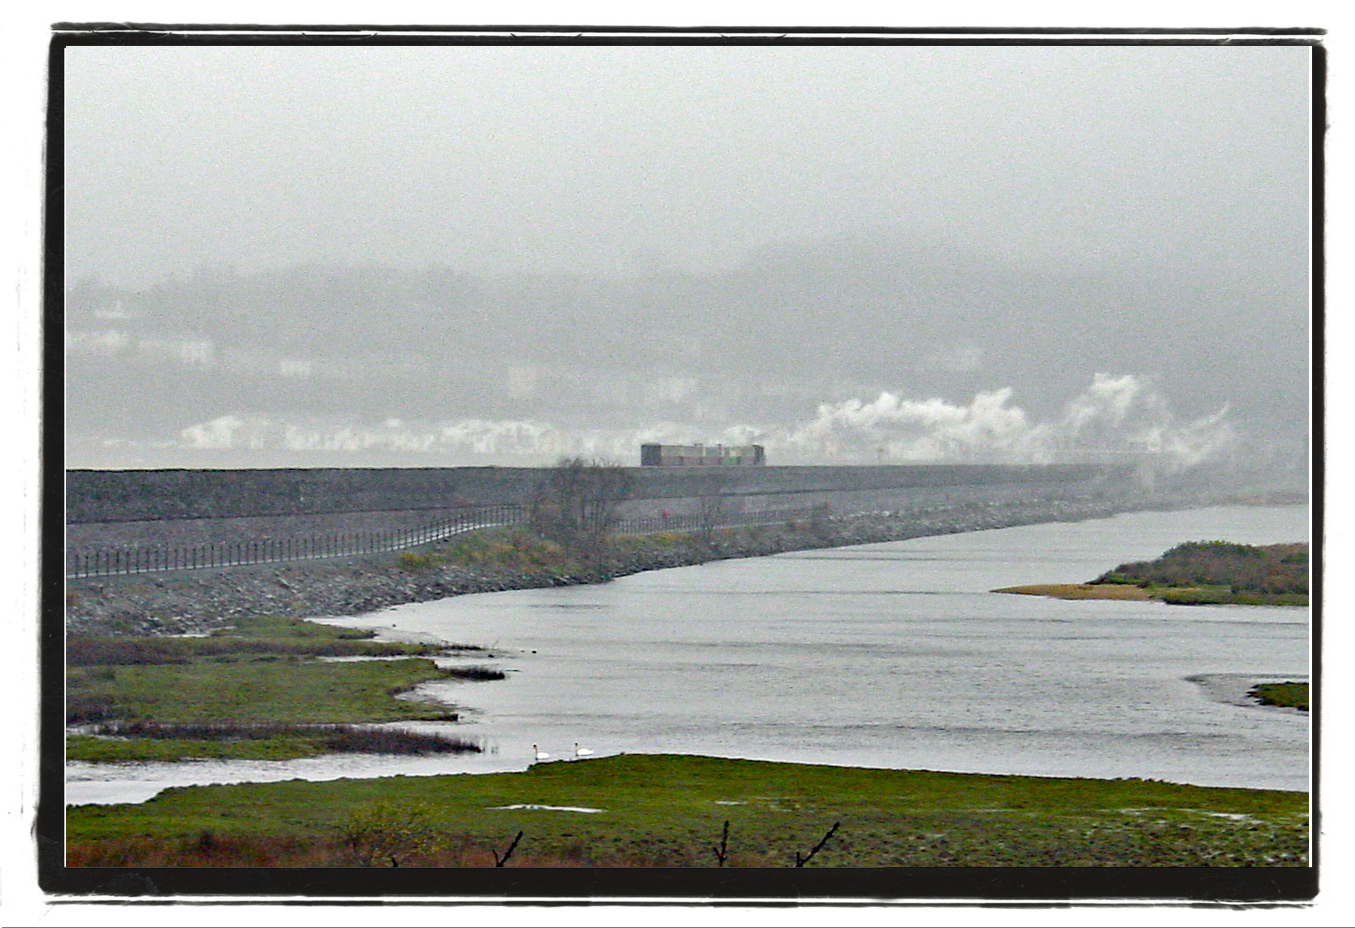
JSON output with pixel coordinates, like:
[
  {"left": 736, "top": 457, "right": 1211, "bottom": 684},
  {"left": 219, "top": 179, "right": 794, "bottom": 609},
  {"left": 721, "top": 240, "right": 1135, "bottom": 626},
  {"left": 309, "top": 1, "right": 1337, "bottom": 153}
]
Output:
[{"left": 65, "top": 463, "right": 1116, "bottom": 523}]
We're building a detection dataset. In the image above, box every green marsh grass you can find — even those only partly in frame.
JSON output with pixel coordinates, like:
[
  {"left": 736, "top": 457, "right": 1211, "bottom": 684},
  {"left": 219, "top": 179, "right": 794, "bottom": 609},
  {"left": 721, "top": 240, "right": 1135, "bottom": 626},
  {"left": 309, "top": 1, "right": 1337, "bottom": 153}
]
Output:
[
  {"left": 1249, "top": 682, "right": 1309, "bottom": 712},
  {"left": 67, "top": 656, "right": 460, "bottom": 725},
  {"left": 66, "top": 615, "right": 491, "bottom": 760},
  {"left": 66, "top": 754, "right": 1309, "bottom": 868}
]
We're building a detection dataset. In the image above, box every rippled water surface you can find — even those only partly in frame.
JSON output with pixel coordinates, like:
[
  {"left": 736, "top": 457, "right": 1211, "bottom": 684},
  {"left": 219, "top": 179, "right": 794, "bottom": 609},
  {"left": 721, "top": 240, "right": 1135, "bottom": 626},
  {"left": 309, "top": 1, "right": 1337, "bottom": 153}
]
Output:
[{"left": 69, "top": 505, "right": 1310, "bottom": 804}]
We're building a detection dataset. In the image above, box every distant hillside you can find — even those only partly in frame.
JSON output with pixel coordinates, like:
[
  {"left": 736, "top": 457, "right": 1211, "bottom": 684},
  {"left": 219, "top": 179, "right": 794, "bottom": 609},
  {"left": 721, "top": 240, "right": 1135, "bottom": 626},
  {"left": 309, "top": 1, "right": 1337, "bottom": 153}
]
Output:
[{"left": 63, "top": 227, "right": 1309, "bottom": 468}]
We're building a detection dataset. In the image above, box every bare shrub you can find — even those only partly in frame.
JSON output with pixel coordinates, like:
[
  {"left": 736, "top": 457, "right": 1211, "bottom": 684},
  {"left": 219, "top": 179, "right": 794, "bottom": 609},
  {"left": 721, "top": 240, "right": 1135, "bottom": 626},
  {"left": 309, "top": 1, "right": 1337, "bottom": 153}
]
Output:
[
  {"left": 529, "top": 457, "right": 633, "bottom": 560},
  {"left": 337, "top": 801, "right": 442, "bottom": 867}
]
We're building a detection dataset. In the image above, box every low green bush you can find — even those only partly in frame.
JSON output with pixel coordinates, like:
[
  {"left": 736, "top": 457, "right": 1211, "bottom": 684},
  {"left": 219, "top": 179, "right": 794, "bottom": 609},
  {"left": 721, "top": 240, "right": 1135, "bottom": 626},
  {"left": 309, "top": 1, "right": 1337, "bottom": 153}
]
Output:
[
  {"left": 1249, "top": 682, "right": 1309, "bottom": 711},
  {"left": 1093, "top": 541, "right": 1308, "bottom": 598}
]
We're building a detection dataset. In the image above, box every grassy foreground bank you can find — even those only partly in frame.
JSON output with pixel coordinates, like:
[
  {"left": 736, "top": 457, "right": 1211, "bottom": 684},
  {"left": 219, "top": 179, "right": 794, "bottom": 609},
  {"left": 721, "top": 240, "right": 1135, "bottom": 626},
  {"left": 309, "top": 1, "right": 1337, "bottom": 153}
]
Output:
[{"left": 66, "top": 754, "right": 1308, "bottom": 868}]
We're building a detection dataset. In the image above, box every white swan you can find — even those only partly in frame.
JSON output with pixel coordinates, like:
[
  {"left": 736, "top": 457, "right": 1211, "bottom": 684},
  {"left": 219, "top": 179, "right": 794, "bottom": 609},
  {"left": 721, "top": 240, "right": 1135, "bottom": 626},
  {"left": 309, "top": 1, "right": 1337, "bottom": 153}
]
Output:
[
  {"left": 533, "top": 744, "right": 550, "bottom": 761},
  {"left": 574, "top": 742, "right": 594, "bottom": 759}
]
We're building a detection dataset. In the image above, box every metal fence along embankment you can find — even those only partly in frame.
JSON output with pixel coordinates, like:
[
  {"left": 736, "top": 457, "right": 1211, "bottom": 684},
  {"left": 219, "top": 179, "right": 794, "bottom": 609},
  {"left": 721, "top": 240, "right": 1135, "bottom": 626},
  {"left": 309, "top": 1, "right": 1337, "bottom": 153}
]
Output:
[
  {"left": 64, "top": 504, "right": 527, "bottom": 579},
  {"left": 65, "top": 504, "right": 828, "bottom": 579}
]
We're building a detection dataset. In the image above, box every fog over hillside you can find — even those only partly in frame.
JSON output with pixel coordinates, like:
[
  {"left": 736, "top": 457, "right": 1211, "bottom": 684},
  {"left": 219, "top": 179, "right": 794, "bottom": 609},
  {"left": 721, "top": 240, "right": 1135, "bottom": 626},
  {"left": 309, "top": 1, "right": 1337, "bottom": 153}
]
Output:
[
  {"left": 62, "top": 42, "right": 1312, "bottom": 476},
  {"left": 65, "top": 227, "right": 1303, "bottom": 473}
]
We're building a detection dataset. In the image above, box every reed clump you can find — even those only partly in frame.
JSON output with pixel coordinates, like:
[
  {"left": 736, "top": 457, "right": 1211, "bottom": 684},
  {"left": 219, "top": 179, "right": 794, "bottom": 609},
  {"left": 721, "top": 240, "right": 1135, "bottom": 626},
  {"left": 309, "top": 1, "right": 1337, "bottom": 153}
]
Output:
[{"left": 91, "top": 721, "right": 480, "bottom": 754}]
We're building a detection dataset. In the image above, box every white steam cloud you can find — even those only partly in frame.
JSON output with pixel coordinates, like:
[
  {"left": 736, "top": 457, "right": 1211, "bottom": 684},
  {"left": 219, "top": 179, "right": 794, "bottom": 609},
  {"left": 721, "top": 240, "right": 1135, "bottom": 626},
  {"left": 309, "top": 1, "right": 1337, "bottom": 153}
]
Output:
[
  {"left": 747, "top": 373, "right": 1235, "bottom": 469},
  {"left": 175, "top": 374, "right": 1234, "bottom": 472}
]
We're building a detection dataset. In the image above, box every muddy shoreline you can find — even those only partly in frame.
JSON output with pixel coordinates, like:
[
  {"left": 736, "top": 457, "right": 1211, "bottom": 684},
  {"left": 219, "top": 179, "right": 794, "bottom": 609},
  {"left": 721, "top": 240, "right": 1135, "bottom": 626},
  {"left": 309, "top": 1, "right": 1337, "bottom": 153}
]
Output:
[{"left": 1187, "top": 673, "right": 1310, "bottom": 716}]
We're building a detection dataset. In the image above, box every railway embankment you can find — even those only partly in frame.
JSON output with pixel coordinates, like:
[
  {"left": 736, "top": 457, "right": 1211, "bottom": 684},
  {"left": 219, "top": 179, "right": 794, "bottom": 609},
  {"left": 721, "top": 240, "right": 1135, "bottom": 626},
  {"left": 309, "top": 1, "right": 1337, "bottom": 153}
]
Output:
[{"left": 65, "top": 494, "right": 1159, "bottom": 636}]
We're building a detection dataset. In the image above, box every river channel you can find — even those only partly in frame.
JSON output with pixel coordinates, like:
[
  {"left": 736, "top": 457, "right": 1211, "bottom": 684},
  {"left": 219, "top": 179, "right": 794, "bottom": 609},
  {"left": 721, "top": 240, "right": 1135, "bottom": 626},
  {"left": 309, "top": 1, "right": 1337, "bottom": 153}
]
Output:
[{"left": 67, "top": 504, "right": 1310, "bottom": 805}]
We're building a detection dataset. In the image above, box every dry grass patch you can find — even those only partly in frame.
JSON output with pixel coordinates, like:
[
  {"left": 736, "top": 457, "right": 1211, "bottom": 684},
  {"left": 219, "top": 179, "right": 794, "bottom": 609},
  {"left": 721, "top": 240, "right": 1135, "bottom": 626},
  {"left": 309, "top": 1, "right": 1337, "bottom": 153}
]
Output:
[{"left": 994, "top": 583, "right": 1154, "bottom": 601}]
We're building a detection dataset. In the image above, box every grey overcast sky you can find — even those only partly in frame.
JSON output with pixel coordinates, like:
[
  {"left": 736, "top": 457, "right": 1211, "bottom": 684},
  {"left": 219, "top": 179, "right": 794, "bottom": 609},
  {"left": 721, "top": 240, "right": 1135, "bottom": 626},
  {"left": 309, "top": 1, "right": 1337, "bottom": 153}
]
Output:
[
  {"left": 66, "top": 43, "right": 1311, "bottom": 286},
  {"left": 59, "top": 38, "right": 1314, "bottom": 471}
]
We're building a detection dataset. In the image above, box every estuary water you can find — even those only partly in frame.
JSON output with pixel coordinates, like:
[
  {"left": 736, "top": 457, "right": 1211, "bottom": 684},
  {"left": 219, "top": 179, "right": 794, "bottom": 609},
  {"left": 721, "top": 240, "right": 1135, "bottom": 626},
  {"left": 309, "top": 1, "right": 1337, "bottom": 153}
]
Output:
[{"left": 67, "top": 505, "right": 1310, "bottom": 805}]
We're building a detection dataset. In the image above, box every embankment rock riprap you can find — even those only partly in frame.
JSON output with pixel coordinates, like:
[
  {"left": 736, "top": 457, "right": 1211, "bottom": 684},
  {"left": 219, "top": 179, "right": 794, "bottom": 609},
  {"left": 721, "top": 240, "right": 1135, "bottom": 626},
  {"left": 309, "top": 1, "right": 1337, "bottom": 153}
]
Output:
[{"left": 65, "top": 495, "right": 1173, "bottom": 637}]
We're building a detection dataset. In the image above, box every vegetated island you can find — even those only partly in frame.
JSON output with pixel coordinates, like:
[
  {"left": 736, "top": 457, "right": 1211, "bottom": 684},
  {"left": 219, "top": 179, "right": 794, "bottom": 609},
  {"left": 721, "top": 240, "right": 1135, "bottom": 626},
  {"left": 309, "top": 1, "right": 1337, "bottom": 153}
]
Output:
[
  {"left": 1248, "top": 682, "right": 1309, "bottom": 712},
  {"left": 993, "top": 540, "right": 1309, "bottom": 607},
  {"left": 66, "top": 615, "right": 501, "bottom": 763}
]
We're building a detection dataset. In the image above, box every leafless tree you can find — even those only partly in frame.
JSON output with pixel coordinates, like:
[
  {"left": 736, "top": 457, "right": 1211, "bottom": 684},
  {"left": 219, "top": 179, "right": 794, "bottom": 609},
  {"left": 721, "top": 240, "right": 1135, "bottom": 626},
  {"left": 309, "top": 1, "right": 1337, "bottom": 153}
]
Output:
[
  {"left": 694, "top": 472, "right": 740, "bottom": 545},
  {"left": 530, "top": 457, "right": 634, "bottom": 559}
]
